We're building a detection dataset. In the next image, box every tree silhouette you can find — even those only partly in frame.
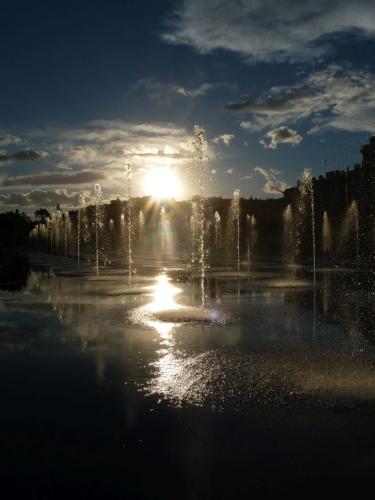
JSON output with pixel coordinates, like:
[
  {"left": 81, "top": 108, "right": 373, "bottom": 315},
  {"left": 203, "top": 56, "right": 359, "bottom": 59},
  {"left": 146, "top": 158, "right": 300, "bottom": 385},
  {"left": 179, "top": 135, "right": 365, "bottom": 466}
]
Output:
[{"left": 35, "top": 208, "right": 51, "bottom": 223}]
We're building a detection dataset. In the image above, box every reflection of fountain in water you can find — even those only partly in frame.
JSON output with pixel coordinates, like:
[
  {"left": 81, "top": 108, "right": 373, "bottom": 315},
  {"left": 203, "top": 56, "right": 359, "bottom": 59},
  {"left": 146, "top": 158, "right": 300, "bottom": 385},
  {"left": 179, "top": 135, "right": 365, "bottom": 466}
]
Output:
[
  {"left": 300, "top": 168, "right": 316, "bottom": 282},
  {"left": 322, "top": 211, "right": 332, "bottom": 254},
  {"left": 124, "top": 162, "right": 133, "bottom": 281},
  {"left": 95, "top": 184, "right": 102, "bottom": 276},
  {"left": 232, "top": 189, "right": 240, "bottom": 272},
  {"left": 160, "top": 207, "right": 166, "bottom": 254},
  {"left": 192, "top": 125, "right": 208, "bottom": 307},
  {"left": 283, "top": 204, "right": 293, "bottom": 264}
]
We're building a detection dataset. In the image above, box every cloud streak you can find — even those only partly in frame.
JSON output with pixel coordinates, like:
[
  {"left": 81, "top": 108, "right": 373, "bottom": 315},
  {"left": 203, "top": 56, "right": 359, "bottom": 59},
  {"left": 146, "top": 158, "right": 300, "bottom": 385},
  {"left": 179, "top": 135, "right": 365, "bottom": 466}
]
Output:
[
  {"left": 0, "top": 189, "right": 88, "bottom": 208},
  {"left": 162, "top": 0, "right": 375, "bottom": 63},
  {"left": 228, "top": 65, "right": 375, "bottom": 134},
  {"left": 254, "top": 167, "right": 289, "bottom": 194},
  {"left": 2, "top": 170, "right": 106, "bottom": 187}
]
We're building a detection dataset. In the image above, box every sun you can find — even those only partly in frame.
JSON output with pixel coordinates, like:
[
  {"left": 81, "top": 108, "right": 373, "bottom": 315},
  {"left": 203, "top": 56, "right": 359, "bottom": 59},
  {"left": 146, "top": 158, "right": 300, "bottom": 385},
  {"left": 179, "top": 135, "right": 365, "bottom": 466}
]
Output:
[{"left": 143, "top": 168, "right": 182, "bottom": 199}]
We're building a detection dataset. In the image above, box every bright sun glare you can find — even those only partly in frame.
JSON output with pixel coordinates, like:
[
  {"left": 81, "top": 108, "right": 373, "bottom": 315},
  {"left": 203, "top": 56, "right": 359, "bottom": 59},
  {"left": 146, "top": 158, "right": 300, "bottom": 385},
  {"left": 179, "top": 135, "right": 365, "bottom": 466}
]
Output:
[{"left": 143, "top": 168, "right": 181, "bottom": 199}]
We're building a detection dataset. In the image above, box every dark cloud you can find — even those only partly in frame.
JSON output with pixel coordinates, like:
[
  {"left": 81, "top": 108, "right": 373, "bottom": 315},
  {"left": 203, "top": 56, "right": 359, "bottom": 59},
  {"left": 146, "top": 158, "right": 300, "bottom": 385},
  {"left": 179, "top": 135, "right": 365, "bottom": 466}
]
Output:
[
  {"left": 2, "top": 170, "right": 106, "bottom": 187},
  {"left": 0, "top": 189, "right": 87, "bottom": 208},
  {"left": 0, "top": 133, "right": 22, "bottom": 146},
  {"left": 260, "top": 127, "right": 303, "bottom": 149},
  {"left": 0, "top": 149, "right": 40, "bottom": 162},
  {"left": 225, "top": 85, "right": 316, "bottom": 114}
]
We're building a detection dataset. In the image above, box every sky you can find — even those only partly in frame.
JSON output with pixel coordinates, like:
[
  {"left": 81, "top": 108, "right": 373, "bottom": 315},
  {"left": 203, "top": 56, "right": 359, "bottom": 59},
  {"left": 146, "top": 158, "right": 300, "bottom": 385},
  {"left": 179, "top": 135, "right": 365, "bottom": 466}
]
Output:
[{"left": 1, "top": 0, "right": 375, "bottom": 211}]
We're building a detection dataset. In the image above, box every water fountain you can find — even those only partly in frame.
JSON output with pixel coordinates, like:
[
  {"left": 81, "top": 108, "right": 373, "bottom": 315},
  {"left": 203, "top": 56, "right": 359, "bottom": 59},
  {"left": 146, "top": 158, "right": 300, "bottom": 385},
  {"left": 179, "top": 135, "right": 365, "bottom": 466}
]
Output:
[
  {"left": 283, "top": 204, "right": 293, "bottom": 264},
  {"left": 160, "top": 207, "right": 166, "bottom": 254},
  {"left": 322, "top": 211, "right": 332, "bottom": 254},
  {"left": 214, "top": 211, "right": 220, "bottom": 254},
  {"left": 232, "top": 189, "right": 240, "bottom": 272},
  {"left": 63, "top": 211, "right": 70, "bottom": 259},
  {"left": 77, "top": 193, "right": 86, "bottom": 271},
  {"left": 120, "top": 212, "right": 125, "bottom": 257},
  {"left": 95, "top": 184, "right": 102, "bottom": 276},
  {"left": 55, "top": 208, "right": 61, "bottom": 253},
  {"left": 190, "top": 201, "right": 198, "bottom": 267},
  {"left": 124, "top": 162, "right": 133, "bottom": 281},
  {"left": 192, "top": 125, "right": 208, "bottom": 307},
  {"left": 342, "top": 200, "right": 359, "bottom": 265},
  {"left": 300, "top": 168, "right": 316, "bottom": 282},
  {"left": 109, "top": 218, "right": 114, "bottom": 258},
  {"left": 139, "top": 210, "right": 145, "bottom": 248}
]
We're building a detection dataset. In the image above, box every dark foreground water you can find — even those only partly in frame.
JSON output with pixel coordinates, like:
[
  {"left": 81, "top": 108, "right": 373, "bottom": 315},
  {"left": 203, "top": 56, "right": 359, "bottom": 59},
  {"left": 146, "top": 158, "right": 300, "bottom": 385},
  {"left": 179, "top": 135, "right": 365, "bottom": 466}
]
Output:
[{"left": 1, "top": 254, "right": 375, "bottom": 498}]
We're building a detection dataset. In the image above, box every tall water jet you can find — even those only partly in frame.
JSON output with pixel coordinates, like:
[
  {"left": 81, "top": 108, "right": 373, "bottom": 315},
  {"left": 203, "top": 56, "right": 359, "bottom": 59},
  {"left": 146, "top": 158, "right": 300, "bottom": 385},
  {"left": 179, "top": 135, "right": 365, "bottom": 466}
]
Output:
[
  {"left": 109, "top": 218, "right": 114, "bottom": 256},
  {"left": 63, "top": 211, "right": 70, "bottom": 259},
  {"left": 232, "top": 189, "right": 240, "bottom": 272},
  {"left": 95, "top": 184, "right": 102, "bottom": 276},
  {"left": 45, "top": 217, "right": 52, "bottom": 253},
  {"left": 246, "top": 214, "right": 251, "bottom": 268},
  {"left": 283, "top": 204, "right": 294, "bottom": 264},
  {"left": 139, "top": 210, "right": 145, "bottom": 247},
  {"left": 55, "top": 207, "right": 61, "bottom": 253},
  {"left": 300, "top": 168, "right": 316, "bottom": 283},
  {"left": 160, "top": 207, "right": 166, "bottom": 254},
  {"left": 190, "top": 201, "right": 198, "bottom": 266},
  {"left": 322, "top": 211, "right": 332, "bottom": 254},
  {"left": 214, "top": 211, "right": 220, "bottom": 253},
  {"left": 192, "top": 125, "right": 208, "bottom": 307},
  {"left": 342, "top": 200, "right": 359, "bottom": 265},
  {"left": 124, "top": 162, "right": 133, "bottom": 280},
  {"left": 246, "top": 214, "right": 256, "bottom": 269},
  {"left": 77, "top": 193, "right": 86, "bottom": 271}
]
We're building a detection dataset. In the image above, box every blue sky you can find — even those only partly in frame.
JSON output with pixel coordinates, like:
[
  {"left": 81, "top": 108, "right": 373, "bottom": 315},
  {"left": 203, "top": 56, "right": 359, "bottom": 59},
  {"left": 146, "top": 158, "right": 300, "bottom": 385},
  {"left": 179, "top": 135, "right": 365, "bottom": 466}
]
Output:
[{"left": 0, "top": 0, "right": 375, "bottom": 210}]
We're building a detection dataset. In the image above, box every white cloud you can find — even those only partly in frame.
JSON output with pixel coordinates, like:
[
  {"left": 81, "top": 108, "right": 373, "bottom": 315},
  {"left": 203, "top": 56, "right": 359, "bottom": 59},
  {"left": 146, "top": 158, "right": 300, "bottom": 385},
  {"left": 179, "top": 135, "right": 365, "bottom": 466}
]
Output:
[
  {"left": 228, "top": 65, "right": 375, "bottom": 134},
  {"left": 162, "top": 0, "right": 375, "bottom": 63},
  {"left": 225, "top": 167, "right": 234, "bottom": 174},
  {"left": 254, "top": 166, "right": 289, "bottom": 194},
  {"left": 260, "top": 127, "right": 302, "bottom": 149},
  {"left": 0, "top": 120, "right": 202, "bottom": 207},
  {"left": 212, "top": 133, "right": 234, "bottom": 146},
  {"left": 32, "top": 120, "right": 191, "bottom": 174}
]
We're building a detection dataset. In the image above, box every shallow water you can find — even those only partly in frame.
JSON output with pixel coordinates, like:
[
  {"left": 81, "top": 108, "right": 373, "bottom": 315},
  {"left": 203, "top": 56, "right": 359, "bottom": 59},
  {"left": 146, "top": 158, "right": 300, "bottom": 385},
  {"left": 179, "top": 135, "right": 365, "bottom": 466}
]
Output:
[{"left": 1, "top": 253, "right": 375, "bottom": 497}]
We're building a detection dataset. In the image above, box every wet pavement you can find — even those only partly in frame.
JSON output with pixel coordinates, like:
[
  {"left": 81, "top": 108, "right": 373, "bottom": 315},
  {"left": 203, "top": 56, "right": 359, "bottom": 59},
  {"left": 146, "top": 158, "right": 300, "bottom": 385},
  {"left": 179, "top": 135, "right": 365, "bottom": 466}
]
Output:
[{"left": 1, "top": 254, "right": 375, "bottom": 498}]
